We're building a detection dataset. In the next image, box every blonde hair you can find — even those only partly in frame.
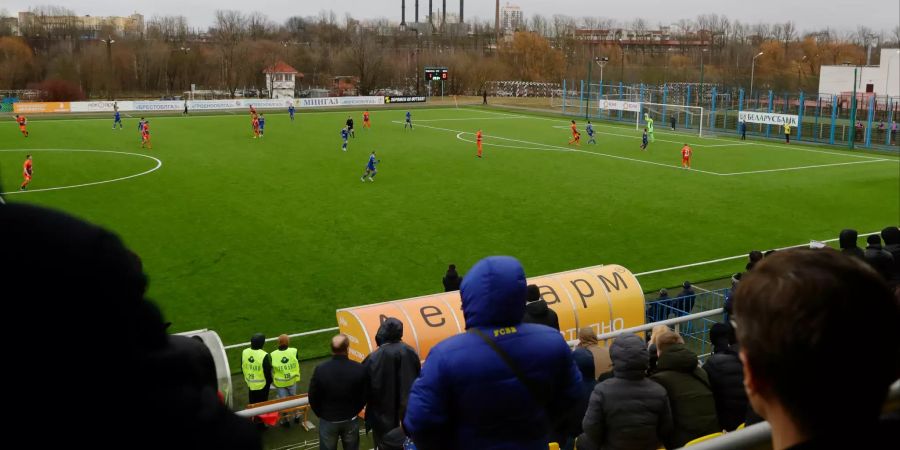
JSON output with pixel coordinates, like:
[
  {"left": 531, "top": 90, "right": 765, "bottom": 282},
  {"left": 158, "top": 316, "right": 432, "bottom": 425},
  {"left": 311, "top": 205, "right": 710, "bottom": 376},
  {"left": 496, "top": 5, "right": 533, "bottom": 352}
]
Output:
[
  {"left": 656, "top": 330, "right": 685, "bottom": 354},
  {"left": 650, "top": 325, "right": 672, "bottom": 347}
]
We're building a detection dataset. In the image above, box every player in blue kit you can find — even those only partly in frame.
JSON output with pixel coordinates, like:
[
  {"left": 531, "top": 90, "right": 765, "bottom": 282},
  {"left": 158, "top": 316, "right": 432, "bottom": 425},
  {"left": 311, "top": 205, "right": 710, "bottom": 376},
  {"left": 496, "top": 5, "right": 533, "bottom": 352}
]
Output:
[
  {"left": 361, "top": 151, "right": 379, "bottom": 182},
  {"left": 404, "top": 111, "right": 412, "bottom": 130},
  {"left": 586, "top": 121, "right": 596, "bottom": 144},
  {"left": 341, "top": 127, "right": 349, "bottom": 151},
  {"left": 640, "top": 128, "right": 649, "bottom": 150},
  {"left": 113, "top": 109, "right": 123, "bottom": 129},
  {"left": 258, "top": 114, "right": 266, "bottom": 137},
  {"left": 288, "top": 104, "right": 295, "bottom": 121}
]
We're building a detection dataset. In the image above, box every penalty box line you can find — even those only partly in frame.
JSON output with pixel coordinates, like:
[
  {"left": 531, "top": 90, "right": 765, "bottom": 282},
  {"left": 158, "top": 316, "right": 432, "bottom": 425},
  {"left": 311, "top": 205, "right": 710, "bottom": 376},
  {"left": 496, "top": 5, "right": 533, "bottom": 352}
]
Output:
[{"left": 392, "top": 120, "right": 721, "bottom": 175}]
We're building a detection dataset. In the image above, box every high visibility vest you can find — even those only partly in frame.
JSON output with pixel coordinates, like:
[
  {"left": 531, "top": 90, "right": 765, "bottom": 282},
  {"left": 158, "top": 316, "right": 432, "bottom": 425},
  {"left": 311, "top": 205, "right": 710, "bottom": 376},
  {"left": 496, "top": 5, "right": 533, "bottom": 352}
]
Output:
[
  {"left": 270, "top": 347, "right": 301, "bottom": 388},
  {"left": 784, "top": 123, "right": 791, "bottom": 134},
  {"left": 242, "top": 348, "right": 268, "bottom": 391}
]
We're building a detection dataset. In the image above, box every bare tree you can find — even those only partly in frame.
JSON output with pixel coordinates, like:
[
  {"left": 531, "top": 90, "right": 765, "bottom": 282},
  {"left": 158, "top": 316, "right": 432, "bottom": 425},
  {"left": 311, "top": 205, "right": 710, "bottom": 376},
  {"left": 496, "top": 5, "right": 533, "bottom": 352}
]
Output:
[{"left": 211, "top": 10, "right": 248, "bottom": 97}]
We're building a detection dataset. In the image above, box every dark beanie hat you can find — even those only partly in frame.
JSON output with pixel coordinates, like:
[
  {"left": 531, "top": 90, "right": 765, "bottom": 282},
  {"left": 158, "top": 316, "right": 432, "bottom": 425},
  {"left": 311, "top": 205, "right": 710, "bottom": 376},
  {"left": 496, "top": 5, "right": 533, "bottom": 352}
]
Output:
[{"left": 867, "top": 234, "right": 882, "bottom": 245}]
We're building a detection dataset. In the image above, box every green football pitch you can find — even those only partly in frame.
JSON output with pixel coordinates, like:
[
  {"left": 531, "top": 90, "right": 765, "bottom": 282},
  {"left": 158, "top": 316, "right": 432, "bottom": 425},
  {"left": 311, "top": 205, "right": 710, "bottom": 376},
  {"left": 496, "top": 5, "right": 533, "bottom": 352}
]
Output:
[{"left": 2, "top": 106, "right": 898, "bottom": 352}]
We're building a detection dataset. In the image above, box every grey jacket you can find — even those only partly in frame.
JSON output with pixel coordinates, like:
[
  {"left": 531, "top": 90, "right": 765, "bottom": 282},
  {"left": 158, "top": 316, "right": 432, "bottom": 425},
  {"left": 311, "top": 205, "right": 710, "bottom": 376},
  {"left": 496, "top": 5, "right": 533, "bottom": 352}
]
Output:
[{"left": 579, "top": 334, "right": 673, "bottom": 450}]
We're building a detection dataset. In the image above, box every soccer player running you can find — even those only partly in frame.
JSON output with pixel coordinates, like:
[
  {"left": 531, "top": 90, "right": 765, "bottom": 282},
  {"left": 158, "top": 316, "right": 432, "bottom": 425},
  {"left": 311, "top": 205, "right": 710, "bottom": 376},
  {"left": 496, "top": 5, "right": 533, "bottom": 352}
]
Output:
[
  {"left": 251, "top": 114, "right": 260, "bottom": 139},
  {"left": 138, "top": 118, "right": 146, "bottom": 142},
  {"left": 20, "top": 155, "right": 32, "bottom": 191},
  {"left": 640, "top": 128, "right": 649, "bottom": 150},
  {"left": 568, "top": 120, "right": 580, "bottom": 146},
  {"left": 113, "top": 109, "right": 123, "bottom": 129},
  {"left": 15, "top": 114, "right": 28, "bottom": 137},
  {"left": 141, "top": 120, "right": 152, "bottom": 149},
  {"left": 288, "top": 104, "right": 295, "bottom": 122},
  {"left": 361, "top": 151, "right": 379, "bottom": 182},
  {"left": 363, "top": 110, "right": 371, "bottom": 130},
  {"left": 644, "top": 113, "right": 655, "bottom": 142},
  {"left": 404, "top": 111, "right": 413, "bottom": 130},
  {"left": 258, "top": 114, "right": 266, "bottom": 138},
  {"left": 586, "top": 121, "right": 597, "bottom": 144},
  {"left": 341, "top": 127, "right": 350, "bottom": 152},
  {"left": 346, "top": 116, "right": 355, "bottom": 138},
  {"left": 681, "top": 143, "right": 693, "bottom": 169},
  {"left": 249, "top": 104, "right": 257, "bottom": 116},
  {"left": 476, "top": 129, "right": 484, "bottom": 158}
]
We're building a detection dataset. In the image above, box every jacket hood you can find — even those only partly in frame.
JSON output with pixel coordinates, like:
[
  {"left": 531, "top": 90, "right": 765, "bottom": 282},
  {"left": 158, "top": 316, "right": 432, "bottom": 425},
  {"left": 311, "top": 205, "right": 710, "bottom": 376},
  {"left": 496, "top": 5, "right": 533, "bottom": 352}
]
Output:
[
  {"left": 376, "top": 317, "right": 404, "bottom": 345},
  {"left": 525, "top": 298, "right": 550, "bottom": 316},
  {"left": 609, "top": 333, "right": 648, "bottom": 379},
  {"left": 250, "top": 333, "right": 266, "bottom": 350},
  {"left": 656, "top": 344, "right": 699, "bottom": 372},
  {"left": 460, "top": 256, "right": 527, "bottom": 328},
  {"left": 839, "top": 229, "right": 859, "bottom": 249},
  {"left": 882, "top": 227, "right": 900, "bottom": 245}
]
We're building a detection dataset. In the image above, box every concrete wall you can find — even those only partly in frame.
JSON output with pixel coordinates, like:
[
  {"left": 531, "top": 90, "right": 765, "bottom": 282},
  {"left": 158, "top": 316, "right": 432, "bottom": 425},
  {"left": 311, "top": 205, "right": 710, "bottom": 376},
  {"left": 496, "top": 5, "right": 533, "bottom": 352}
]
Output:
[{"left": 819, "top": 48, "right": 900, "bottom": 97}]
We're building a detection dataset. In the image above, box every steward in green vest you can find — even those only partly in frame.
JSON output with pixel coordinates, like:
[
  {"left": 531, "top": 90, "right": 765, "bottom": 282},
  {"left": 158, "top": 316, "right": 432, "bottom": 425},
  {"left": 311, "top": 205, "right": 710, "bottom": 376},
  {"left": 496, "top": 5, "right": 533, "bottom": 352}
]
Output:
[
  {"left": 271, "top": 334, "right": 301, "bottom": 394},
  {"left": 242, "top": 333, "right": 273, "bottom": 404}
]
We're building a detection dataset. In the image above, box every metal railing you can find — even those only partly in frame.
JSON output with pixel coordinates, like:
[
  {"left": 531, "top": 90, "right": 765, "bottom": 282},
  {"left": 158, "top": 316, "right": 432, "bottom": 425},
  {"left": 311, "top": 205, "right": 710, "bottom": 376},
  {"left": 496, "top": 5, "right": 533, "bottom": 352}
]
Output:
[{"left": 237, "top": 307, "right": 725, "bottom": 418}]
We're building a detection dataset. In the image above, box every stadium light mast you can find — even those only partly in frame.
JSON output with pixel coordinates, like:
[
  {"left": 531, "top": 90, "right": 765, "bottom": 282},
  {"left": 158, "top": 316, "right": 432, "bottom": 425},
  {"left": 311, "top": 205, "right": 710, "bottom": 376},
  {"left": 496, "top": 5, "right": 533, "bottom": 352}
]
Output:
[
  {"left": 101, "top": 36, "right": 116, "bottom": 100},
  {"left": 585, "top": 56, "right": 609, "bottom": 120},
  {"left": 845, "top": 61, "right": 859, "bottom": 150},
  {"left": 698, "top": 48, "right": 708, "bottom": 107},
  {"left": 750, "top": 51, "right": 764, "bottom": 102}
]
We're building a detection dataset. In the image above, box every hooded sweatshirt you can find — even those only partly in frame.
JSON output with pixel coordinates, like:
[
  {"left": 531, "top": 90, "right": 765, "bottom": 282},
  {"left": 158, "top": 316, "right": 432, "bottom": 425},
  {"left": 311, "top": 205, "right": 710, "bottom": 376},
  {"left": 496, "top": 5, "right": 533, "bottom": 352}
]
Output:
[
  {"left": 651, "top": 344, "right": 719, "bottom": 449},
  {"left": 839, "top": 229, "right": 865, "bottom": 260},
  {"left": 404, "top": 256, "right": 582, "bottom": 450},
  {"left": 579, "top": 334, "right": 673, "bottom": 450}
]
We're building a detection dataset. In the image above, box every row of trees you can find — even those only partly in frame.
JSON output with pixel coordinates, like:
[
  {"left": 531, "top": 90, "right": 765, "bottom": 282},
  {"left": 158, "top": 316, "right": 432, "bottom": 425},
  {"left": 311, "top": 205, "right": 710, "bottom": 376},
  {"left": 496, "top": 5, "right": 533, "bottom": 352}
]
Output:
[{"left": 0, "top": 7, "right": 897, "bottom": 100}]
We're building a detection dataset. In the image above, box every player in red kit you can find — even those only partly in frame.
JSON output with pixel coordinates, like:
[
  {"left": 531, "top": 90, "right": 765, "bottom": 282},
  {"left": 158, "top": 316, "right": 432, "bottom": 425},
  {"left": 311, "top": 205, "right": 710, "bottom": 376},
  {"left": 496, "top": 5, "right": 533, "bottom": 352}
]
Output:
[
  {"left": 20, "top": 155, "right": 33, "bottom": 191},
  {"left": 681, "top": 143, "right": 693, "bottom": 169},
  {"left": 568, "top": 120, "right": 580, "bottom": 146},
  {"left": 141, "top": 121, "right": 152, "bottom": 149},
  {"left": 476, "top": 129, "right": 483, "bottom": 158},
  {"left": 15, "top": 114, "right": 29, "bottom": 137},
  {"left": 363, "top": 110, "right": 371, "bottom": 129},
  {"left": 249, "top": 105, "right": 257, "bottom": 116},
  {"left": 252, "top": 115, "right": 260, "bottom": 138}
]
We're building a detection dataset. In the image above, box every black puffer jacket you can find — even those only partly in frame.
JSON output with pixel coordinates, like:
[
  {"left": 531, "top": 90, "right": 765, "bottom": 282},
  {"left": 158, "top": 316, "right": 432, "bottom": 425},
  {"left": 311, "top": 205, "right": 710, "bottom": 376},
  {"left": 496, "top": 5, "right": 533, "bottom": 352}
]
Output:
[
  {"left": 522, "top": 299, "right": 560, "bottom": 331},
  {"left": 865, "top": 241, "right": 895, "bottom": 280},
  {"left": 579, "top": 334, "right": 673, "bottom": 450},
  {"left": 839, "top": 229, "right": 865, "bottom": 260},
  {"left": 703, "top": 324, "right": 748, "bottom": 431}
]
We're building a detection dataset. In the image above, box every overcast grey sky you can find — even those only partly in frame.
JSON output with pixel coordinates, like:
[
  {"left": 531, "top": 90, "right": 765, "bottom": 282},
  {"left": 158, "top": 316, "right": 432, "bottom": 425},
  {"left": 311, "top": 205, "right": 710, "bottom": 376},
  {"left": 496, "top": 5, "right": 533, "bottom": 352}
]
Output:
[{"left": 2, "top": 0, "right": 898, "bottom": 33}]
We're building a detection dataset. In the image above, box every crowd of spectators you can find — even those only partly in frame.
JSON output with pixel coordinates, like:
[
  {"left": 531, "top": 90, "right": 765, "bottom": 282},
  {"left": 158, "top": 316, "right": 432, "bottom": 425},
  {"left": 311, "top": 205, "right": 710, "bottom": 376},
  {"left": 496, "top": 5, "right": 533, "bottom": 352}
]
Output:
[{"left": 6, "top": 200, "right": 897, "bottom": 450}]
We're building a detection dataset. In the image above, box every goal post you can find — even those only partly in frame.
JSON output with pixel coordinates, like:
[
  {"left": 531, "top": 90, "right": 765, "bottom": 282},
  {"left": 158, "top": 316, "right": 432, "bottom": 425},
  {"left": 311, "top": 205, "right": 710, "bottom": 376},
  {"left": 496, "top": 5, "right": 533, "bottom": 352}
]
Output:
[{"left": 588, "top": 94, "right": 707, "bottom": 137}]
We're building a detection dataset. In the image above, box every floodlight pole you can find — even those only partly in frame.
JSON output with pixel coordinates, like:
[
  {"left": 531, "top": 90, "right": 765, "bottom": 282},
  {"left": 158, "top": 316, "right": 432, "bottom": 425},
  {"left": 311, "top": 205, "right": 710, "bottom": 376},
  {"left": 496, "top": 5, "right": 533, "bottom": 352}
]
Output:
[{"left": 750, "top": 51, "right": 764, "bottom": 103}]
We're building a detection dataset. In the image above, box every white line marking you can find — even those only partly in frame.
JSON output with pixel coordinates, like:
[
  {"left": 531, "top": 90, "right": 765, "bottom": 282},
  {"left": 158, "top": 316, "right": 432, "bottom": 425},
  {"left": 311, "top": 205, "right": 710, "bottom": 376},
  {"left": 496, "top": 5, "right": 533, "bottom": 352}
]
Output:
[
  {"left": 719, "top": 159, "right": 892, "bottom": 176},
  {"left": 396, "top": 120, "right": 721, "bottom": 175},
  {"left": 633, "top": 231, "right": 883, "bottom": 276},
  {"left": 0, "top": 148, "right": 162, "bottom": 195},
  {"left": 403, "top": 116, "right": 530, "bottom": 122}
]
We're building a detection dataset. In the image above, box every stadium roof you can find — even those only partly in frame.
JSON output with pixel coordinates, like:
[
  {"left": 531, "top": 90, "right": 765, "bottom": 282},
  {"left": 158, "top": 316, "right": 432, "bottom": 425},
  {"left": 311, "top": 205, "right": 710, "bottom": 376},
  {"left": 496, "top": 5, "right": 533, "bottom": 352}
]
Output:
[{"left": 262, "top": 61, "right": 300, "bottom": 75}]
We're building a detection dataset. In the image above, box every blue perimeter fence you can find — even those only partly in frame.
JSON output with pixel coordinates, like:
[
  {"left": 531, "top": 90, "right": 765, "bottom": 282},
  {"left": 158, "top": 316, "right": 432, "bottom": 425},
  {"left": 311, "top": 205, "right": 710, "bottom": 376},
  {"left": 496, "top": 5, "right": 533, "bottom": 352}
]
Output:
[
  {"left": 560, "top": 80, "right": 900, "bottom": 152},
  {"left": 644, "top": 288, "right": 729, "bottom": 358}
]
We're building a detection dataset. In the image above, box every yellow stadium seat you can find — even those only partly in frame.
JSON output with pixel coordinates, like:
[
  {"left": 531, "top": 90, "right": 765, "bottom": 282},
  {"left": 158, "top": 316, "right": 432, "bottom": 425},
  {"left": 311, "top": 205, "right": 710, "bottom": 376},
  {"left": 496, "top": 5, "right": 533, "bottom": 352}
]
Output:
[
  {"left": 737, "top": 422, "right": 746, "bottom": 430},
  {"left": 684, "top": 432, "right": 725, "bottom": 446},
  {"left": 548, "top": 443, "right": 560, "bottom": 450}
]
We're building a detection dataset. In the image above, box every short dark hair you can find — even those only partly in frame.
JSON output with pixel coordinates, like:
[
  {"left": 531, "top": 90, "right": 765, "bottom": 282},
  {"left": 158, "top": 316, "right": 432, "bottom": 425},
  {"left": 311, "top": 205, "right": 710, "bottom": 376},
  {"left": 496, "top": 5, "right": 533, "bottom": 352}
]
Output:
[
  {"left": 734, "top": 249, "right": 899, "bottom": 435},
  {"left": 866, "top": 234, "right": 881, "bottom": 245},
  {"left": 749, "top": 250, "right": 763, "bottom": 262},
  {"left": 448, "top": 264, "right": 456, "bottom": 271}
]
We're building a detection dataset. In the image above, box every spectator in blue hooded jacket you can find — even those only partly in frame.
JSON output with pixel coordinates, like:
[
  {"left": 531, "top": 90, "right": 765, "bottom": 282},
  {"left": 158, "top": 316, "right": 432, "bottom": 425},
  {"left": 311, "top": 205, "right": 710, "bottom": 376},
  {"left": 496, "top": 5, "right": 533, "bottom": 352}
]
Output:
[{"left": 403, "top": 256, "right": 583, "bottom": 450}]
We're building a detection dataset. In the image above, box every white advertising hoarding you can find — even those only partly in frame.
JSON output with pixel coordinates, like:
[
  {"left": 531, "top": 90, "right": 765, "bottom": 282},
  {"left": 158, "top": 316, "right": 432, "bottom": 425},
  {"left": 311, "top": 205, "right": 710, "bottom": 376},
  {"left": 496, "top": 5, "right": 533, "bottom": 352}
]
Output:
[
  {"left": 597, "top": 99, "right": 642, "bottom": 112},
  {"left": 738, "top": 111, "right": 799, "bottom": 126}
]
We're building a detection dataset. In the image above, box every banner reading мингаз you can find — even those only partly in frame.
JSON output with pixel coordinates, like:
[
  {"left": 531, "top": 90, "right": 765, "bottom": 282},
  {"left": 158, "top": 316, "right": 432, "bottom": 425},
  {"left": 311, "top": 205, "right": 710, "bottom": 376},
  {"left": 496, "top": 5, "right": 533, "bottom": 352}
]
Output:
[{"left": 336, "top": 264, "right": 645, "bottom": 362}]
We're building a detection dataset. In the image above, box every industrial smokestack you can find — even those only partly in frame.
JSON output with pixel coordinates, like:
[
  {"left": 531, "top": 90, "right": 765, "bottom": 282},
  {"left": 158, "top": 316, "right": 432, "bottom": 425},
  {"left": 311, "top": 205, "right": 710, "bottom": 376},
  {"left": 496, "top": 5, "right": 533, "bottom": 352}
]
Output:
[
  {"left": 495, "top": 0, "right": 499, "bottom": 40},
  {"left": 429, "top": 0, "right": 433, "bottom": 26},
  {"left": 459, "top": 0, "right": 464, "bottom": 23},
  {"left": 442, "top": 0, "right": 446, "bottom": 28},
  {"left": 401, "top": 0, "right": 406, "bottom": 26},
  {"left": 415, "top": 0, "right": 419, "bottom": 23}
]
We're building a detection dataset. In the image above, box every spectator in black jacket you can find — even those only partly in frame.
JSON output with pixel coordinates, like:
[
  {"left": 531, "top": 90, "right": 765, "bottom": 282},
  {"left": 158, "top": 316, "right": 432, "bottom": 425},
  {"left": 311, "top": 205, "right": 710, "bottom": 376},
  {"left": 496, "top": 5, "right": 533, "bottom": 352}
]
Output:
[
  {"left": 882, "top": 226, "right": 900, "bottom": 282},
  {"left": 442, "top": 264, "right": 462, "bottom": 292},
  {"left": 703, "top": 323, "right": 748, "bottom": 431},
  {"left": 839, "top": 229, "right": 865, "bottom": 260},
  {"left": 647, "top": 289, "right": 670, "bottom": 322},
  {"left": 522, "top": 284, "right": 560, "bottom": 330},
  {"left": 309, "top": 335, "right": 368, "bottom": 450},
  {"left": 363, "top": 318, "right": 421, "bottom": 448},
  {"left": 675, "top": 281, "right": 697, "bottom": 316},
  {"left": 864, "top": 234, "right": 895, "bottom": 280},
  {"left": 578, "top": 333, "right": 673, "bottom": 450},
  {"left": 734, "top": 249, "right": 899, "bottom": 449}
]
